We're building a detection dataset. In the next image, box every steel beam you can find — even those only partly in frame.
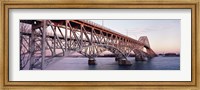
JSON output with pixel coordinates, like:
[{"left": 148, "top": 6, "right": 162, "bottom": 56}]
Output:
[
  {"left": 65, "top": 20, "right": 68, "bottom": 56},
  {"left": 41, "top": 20, "right": 47, "bottom": 70}
]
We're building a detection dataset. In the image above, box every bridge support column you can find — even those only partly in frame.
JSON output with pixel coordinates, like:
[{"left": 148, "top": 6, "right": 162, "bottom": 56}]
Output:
[
  {"left": 118, "top": 58, "right": 132, "bottom": 66},
  {"left": 135, "top": 55, "right": 147, "bottom": 61},
  {"left": 115, "top": 57, "right": 121, "bottom": 62},
  {"left": 88, "top": 57, "right": 96, "bottom": 65}
]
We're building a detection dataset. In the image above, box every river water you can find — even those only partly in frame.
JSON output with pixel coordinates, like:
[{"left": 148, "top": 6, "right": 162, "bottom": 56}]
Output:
[{"left": 45, "top": 56, "right": 180, "bottom": 70}]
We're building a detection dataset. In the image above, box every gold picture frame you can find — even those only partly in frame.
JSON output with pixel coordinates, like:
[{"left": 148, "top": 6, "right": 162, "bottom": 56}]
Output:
[{"left": 0, "top": 0, "right": 199, "bottom": 90}]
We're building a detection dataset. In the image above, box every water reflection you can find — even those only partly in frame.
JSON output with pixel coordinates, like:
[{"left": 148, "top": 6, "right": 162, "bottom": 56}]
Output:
[{"left": 45, "top": 57, "right": 180, "bottom": 70}]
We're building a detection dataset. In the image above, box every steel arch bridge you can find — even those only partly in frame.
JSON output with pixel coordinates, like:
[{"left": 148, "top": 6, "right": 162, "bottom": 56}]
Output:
[{"left": 20, "top": 20, "right": 157, "bottom": 70}]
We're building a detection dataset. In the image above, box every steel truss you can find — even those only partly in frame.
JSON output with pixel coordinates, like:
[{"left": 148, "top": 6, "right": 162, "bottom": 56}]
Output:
[{"left": 20, "top": 20, "right": 157, "bottom": 70}]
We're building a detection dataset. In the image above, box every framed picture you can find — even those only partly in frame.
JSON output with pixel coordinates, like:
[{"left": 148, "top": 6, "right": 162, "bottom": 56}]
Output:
[{"left": 1, "top": 0, "right": 199, "bottom": 90}]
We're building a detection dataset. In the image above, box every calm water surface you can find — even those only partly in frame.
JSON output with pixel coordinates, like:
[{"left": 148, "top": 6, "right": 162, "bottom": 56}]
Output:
[{"left": 45, "top": 56, "right": 180, "bottom": 70}]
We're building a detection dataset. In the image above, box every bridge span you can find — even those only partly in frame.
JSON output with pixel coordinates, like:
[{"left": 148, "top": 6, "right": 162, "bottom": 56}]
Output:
[{"left": 20, "top": 20, "right": 157, "bottom": 70}]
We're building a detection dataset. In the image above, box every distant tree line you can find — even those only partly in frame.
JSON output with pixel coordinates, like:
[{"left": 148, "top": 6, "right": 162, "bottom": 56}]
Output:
[
  {"left": 158, "top": 53, "right": 180, "bottom": 57},
  {"left": 98, "top": 54, "right": 135, "bottom": 57},
  {"left": 64, "top": 53, "right": 136, "bottom": 57}
]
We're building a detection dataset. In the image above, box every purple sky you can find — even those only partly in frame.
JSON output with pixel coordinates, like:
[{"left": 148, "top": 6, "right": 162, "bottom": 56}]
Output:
[{"left": 90, "top": 20, "right": 180, "bottom": 54}]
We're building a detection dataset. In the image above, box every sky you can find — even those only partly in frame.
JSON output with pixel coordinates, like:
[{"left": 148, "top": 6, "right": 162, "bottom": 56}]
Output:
[{"left": 90, "top": 20, "right": 180, "bottom": 54}]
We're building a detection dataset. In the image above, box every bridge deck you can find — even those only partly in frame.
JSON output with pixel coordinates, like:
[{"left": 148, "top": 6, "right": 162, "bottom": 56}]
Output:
[{"left": 20, "top": 20, "right": 146, "bottom": 47}]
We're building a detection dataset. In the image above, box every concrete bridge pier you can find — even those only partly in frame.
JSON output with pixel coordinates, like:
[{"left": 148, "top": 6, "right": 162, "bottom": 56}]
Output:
[
  {"left": 88, "top": 57, "right": 96, "bottom": 65},
  {"left": 117, "top": 58, "right": 132, "bottom": 66},
  {"left": 135, "top": 55, "right": 147, "bottom": 61},
  {"left": 115, "top": 56, "right": 121, "bottom": 62}
]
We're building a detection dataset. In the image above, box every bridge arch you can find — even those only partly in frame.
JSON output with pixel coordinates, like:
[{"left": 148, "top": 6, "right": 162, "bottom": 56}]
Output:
[
  {"left": 64, "top": 44, "right": 132, "bottom": 65},
  {"left": 124, "top": 36, "right": 156, "bottom": 61}
]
